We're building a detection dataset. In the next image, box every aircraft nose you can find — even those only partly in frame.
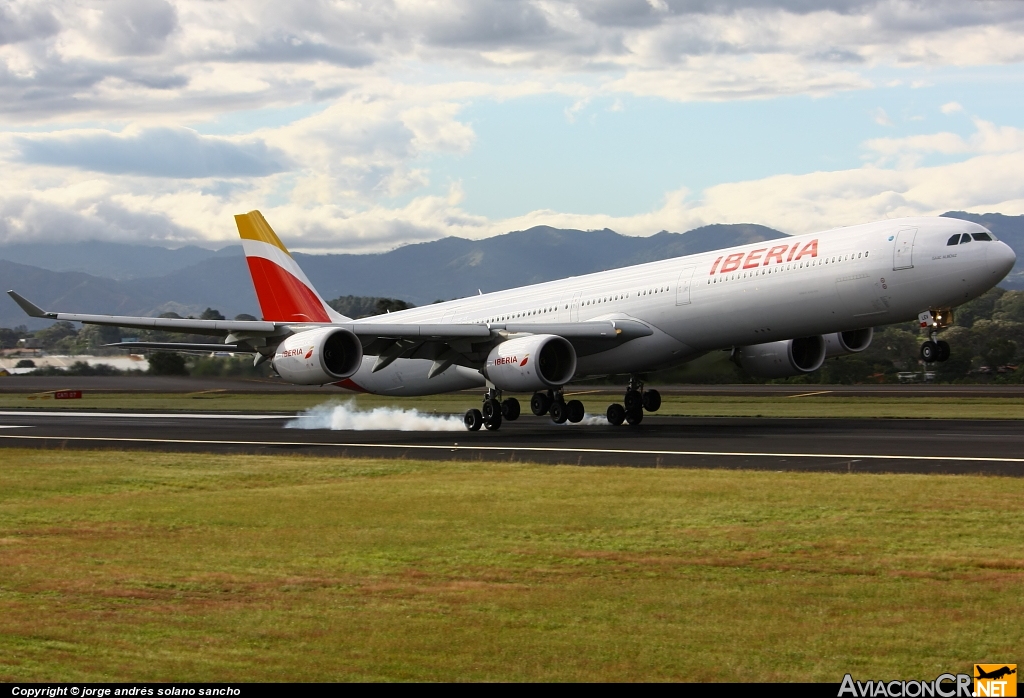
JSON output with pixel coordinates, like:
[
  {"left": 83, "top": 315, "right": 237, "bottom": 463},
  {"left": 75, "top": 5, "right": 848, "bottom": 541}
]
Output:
[{"left": 989, "top": 240, "right": 1016, "bottom": 278}]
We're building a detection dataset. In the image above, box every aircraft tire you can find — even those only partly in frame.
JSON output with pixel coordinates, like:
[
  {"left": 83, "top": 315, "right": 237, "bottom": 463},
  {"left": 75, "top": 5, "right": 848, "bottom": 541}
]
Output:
[
  {"left": 607, "top": 403, "right": 625, "bottom": 426},
  {"left": 936, "top": 340, "right": 951, "bottom": 362},
  {"left": 464, "top": 408, "right": 483, "bottom": 431},
  {"left": 642, "top": 389, "right": 661, "bottom": 412},
  {"left": 550, "top": 400, "right": 568, "bottom": 424},
  {"left": 624, "top": 389, "right": 642, "bottom": 411},
  {"left": 920, "top": 340, "right": 938, "bottom": 363},
  {"left": 482, "top": 398, "right": 501, "bottom": 421},
  {"left": 566, "top": 399, "right": 584, "bottom": 423},
  {"left": 625, "top": 407, "right": 644, "bottom": 426},
  {"left": 531, "top": 392, "right": 551, "bottom": 417},
  {"left": 502, "top": 397, "right": 521, "bottom": 420},
  {"left": 484, "top": 412, "right": 502, "bottom": 431}
]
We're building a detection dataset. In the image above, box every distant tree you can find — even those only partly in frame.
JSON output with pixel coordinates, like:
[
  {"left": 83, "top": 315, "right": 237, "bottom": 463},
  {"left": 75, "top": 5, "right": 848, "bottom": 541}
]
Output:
[
  {"left": 375, "top": 298, "right": 412, "bottom": 314},
  {"left": 200, "top": 308, "right": 226, "bottom": 320},
  {"left": 34, "top": 321, "right": 78, "bottom": 349},
  {"left": 148, "top": 352, "right": 188, "bottom": 376},
  {"left": 0, "top": 327, "right": 26, "bottom": 349},
  {"left": 158, "top": 312, "right": 183, "bottom": 319},
  {"left": 15, "top": 359, "right": 35, "bottom": 368},
  {"left": 234, "top": 313, "right": 258, "bottom": 321},
  {"left": 328, "top": 295, "right": 415, "bottom": 319}
]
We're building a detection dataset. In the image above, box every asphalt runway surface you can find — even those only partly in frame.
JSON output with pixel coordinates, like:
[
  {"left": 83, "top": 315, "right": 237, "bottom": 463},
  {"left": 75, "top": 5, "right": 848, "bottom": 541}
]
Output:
[
  {"left": 4, "top": 374, "right": 1024, "bottom": 397},
  {"left": 1, "top": 408, "right": 1023, "bottom": 476}
]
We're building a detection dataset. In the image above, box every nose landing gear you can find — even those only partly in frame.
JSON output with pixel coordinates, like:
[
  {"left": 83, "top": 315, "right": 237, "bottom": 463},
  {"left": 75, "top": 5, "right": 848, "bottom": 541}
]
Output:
[
  {"left": 919, "top": 309, "right": 953, "bottom": 364},
  {"left": 607, "top": 376, "right": 660, "bottom": 426}
]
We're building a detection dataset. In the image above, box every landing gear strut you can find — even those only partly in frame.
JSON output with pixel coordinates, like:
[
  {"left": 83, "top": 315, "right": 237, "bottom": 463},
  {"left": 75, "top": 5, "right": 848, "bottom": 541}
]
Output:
[
  {"left": 530, "top": 389, "right": 585, "bottom": 424},
  {"left": 607, "top": 375, "right": 660, "bottom": 426},
  {"left": 919, "top": 309, "right": 953, "bottom": 364},
  {"left": 464, "top": 388, "right": 520, "bottom": 431}
]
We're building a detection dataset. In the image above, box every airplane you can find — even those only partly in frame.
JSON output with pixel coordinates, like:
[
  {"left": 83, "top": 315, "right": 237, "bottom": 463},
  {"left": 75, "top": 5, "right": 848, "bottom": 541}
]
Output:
[{"left": 8, "top": 211, "right": 1016, "bottom": 431}]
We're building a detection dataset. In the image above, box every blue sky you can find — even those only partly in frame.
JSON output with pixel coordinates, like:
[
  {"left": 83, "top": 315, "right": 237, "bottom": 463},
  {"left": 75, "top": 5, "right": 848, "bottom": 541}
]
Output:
[{"left": 1, "top": 0, "right": 1024, "bottom": 251}]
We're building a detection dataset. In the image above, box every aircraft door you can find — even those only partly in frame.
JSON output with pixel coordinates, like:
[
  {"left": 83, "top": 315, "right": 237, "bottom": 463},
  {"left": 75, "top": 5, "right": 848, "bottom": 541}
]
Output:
[
  {"left": 675, "top": 265, "right": 696, "bottom": 305},
  {"left": 892, "top": 228, "right": 917, "bottom": 270},
  {"left": 569, "top": 291, "right": 582, "bottom": 322},
  {"left": 441, "top": 307, "right": 460, "bottom": 323}
]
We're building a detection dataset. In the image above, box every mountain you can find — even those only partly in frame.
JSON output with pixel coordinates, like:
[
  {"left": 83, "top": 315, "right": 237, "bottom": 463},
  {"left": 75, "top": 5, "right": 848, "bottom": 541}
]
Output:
[
  {"left": 0, "top": 241, "right": 239, "bottom": 280},
  {"left": 1, "top": 223, "right": 786, "bottom": 327},
  {"left": 0, "top": 257, "right": 260, "bottom": 330},
  {"left": 941, "top": 212, "right": 1024, "bottom": 289}
]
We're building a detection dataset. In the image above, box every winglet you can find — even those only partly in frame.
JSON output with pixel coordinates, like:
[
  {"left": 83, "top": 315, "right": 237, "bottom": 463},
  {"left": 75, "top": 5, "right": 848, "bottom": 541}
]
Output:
[{"left": 7, "top": 291, "right": 55, "bottom": 319}]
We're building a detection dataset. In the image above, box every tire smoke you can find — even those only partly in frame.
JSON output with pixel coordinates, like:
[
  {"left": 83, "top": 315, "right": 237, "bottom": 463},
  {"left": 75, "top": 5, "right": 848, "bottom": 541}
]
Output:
[{"left": 285, "top": 400, "right": 465, "bottom": 431}]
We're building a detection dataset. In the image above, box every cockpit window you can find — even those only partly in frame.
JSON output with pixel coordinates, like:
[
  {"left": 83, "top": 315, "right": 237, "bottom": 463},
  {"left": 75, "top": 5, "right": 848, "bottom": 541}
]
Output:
[
  {"left": 947, "top": 234, "right": 961, "bottom": 246},
  {"left": 960, "top": 234, "right": 972, "bottom": 244},
  {"left": 972, "top": 232, "right": 993, "bottom": 241}
]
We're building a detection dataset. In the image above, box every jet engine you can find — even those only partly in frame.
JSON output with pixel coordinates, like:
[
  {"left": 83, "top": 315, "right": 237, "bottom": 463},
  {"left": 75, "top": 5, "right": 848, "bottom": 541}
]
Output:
[
  {"left": 482, "top": 334, "right": 577, "bottom": 392},
  {"left": 272, "top": 327, "right": 363, "bottom": 385},
  {"left": 735, "top": 335, "right": 826, "bottom": 378},
  {"left": 823, "top": 328, "right": 873, "bottom": 357}
]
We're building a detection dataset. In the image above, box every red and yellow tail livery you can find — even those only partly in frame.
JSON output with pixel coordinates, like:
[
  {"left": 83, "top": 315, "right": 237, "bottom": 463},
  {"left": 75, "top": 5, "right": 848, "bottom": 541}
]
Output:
[{"left": 234, "top": 211, "right": 348, "bottom": 323}]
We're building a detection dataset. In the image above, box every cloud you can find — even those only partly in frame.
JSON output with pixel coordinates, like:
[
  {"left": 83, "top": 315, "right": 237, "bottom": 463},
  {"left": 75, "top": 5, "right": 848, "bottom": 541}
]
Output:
[
  {"left": 12, "top": 126, "right": 291, "bottom": 178},
  {"left": 97, "top": 0, "right": 178, "bottom": 56},
  {"left": 0, "top": 1, "right": 60, "bottom": 45},
  {"left": 864, "top": 118, "right": 1024, "bottom": 166},
  {"left": 873, "top": 107, "right": 893, "bottom": 126},
  {"left": 941, "top": 101, "right": 963, "bottom": 114}
]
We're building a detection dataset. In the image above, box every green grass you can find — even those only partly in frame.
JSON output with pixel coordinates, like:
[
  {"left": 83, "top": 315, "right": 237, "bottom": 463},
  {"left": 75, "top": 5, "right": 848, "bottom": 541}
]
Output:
[
  {"left": 1, "top": 449, "right": 1021, "bottom": 681},
  {"left": 2, "top": 389, "right": 1024, "bottom": 419}
]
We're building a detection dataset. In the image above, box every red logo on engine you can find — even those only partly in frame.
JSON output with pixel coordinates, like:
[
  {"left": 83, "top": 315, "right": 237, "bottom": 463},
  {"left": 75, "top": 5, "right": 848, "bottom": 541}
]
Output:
[
  {"left": 304, "top": 348, "right": 314, "bottom": 359},
  {"left": 520, "top": 355, "right": 529, "bottom": 367}
]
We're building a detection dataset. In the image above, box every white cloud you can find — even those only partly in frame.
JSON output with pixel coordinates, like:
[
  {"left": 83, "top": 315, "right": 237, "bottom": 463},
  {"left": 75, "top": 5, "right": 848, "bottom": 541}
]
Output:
[
  {"left": 941, "top": 101, "right": 963, "bottom": 114},
  {"left": 873, "top": 107, "right": 893, "bottom": 126},
  {"left": 1, "top": 0, "right": 1024, "bottom": 255}
]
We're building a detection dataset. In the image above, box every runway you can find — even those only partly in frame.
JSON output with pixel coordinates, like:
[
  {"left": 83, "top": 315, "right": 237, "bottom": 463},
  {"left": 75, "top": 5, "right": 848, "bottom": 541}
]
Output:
[
  {"left": 1, "top": 409, "right": 1023, "bottom": 475},
  {"left": 4, "top": 375, "right": 1024, "bottom": 397}
]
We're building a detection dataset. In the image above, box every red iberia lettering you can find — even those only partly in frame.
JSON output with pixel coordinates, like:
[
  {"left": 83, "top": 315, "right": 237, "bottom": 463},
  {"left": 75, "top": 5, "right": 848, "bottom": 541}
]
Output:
[
  {"left": 743, "top": 248, "right": 766, "bottom": 269},
  {"left": 709, "top": 256, "right": 723, "bottom": 275},
  {"left": 495, "top": 356, "right": 518, "bottom": 366},
  {"left": 720, "top": 252, "right": 744, "bottom": 273},
  {"left": 794, "top": 239, "right": 818, "bottom": 260},
  {"left": 764, "top": 245, "right": 788, "bottom": 265}
]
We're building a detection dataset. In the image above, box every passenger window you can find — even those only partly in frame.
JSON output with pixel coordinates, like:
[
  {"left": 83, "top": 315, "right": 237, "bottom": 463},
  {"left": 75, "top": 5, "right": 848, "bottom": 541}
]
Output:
[
  {"left": 972, "top": 232, "right": 993, "bottom": 241},
  {"left": 960, "top": 235, "right": 971, "bottom": 244},
  {"left": 947, "top": 234, "right": 960, "bottom": 245}
]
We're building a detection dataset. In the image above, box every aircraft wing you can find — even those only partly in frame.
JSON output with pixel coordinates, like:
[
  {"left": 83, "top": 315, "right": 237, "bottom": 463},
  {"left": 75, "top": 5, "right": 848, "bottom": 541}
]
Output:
[
  {"left": 7, "top": 291, "right": 277, "bottom": 336},
  {"left": 9, "top": 289, "right": 652, "bottom": 360}
]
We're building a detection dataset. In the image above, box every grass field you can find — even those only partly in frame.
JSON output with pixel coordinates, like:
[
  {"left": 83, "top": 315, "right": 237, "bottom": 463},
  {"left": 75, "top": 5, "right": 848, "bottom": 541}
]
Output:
[
  {"left": 3, "top": 388, "right": 1024, "bottom": 419},
  {"left": 1, "top": 448, "right": 1020, "bottom": 681}
]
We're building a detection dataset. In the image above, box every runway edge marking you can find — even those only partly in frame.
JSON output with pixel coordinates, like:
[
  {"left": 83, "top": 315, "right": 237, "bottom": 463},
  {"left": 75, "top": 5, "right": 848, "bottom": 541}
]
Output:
[{"left": 1, "top": 434, "right": 1022, "bottom": 463}]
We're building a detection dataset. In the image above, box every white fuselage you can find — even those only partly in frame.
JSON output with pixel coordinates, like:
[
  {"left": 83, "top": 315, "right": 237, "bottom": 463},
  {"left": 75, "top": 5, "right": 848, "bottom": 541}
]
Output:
[{"left": 338, "top": 216, "right": 1016, "bottom": 395}]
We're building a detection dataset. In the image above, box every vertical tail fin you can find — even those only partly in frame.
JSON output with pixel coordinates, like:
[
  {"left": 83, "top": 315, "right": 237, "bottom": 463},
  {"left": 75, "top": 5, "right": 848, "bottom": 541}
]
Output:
[{"left": 234, "top": 211, "right": 349, "bottom": 323}]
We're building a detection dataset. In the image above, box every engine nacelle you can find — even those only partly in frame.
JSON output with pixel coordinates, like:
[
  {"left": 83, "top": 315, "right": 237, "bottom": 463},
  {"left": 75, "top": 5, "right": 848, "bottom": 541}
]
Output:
[
  {"left": 482, "top": 334, "right": 577, "bottom": 392},
  {"left": 823, "top": 328, "right": 873, "bottom": 357},
  {"left": 735, "top": 335, "right": 826, "bottom": 378},
  {"left": 272, "top": 327, "right": 363, "bottom": 385}
]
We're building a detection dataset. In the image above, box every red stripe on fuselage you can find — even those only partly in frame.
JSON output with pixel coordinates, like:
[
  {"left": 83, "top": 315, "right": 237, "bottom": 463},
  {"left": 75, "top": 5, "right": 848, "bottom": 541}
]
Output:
[
  {"left": 334, "top": 378, "right": 368, "bottom": 393},
  {"left": 246, "top": 256, "right": 331, "bottom": 322}
]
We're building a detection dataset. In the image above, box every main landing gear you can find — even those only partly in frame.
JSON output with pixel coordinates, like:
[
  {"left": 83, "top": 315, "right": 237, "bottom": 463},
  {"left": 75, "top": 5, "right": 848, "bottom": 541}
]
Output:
[
  {"left": 464, "top": 388, "right": 520, "bottom": 431},
  {"left": 606, "top": 375, "right": 660, "bottom": 426},
  {"left": 530, "top": 389, "right": 585, "bottom": 424}
]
